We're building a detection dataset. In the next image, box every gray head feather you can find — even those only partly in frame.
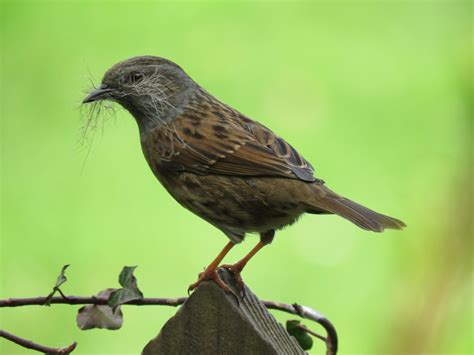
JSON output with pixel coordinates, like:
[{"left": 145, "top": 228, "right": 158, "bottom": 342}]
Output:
[{"left": 85, "top": 56, "right": 197, "bottom": 133}]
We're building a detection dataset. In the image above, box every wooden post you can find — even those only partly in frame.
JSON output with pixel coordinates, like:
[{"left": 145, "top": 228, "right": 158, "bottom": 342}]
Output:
[{"left": 142, "top": 269, "right": 305, "bottom": 354}]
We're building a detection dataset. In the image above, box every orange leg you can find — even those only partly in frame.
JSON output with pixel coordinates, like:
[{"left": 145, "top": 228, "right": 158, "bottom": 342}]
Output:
[
  {"left": 188, "top": 241, "right": 235, "bottom": 294},
  {"left": 221, "top": 230, "right": 275, "bottom": 292}
]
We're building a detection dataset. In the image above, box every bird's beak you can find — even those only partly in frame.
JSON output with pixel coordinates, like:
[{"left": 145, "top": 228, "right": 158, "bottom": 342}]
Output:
[{"left": 82, "top": 84, "right": 114, "bottom": 103}]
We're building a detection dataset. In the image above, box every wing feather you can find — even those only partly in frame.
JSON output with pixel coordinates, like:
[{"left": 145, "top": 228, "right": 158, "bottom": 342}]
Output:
[{"left": 153, "top": 107, "right": 319, "bottom": 182}]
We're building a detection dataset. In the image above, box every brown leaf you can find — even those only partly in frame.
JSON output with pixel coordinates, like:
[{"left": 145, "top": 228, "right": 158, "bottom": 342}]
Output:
[{"left": 76, "top": 289, "right": 123, "bottom": 330}]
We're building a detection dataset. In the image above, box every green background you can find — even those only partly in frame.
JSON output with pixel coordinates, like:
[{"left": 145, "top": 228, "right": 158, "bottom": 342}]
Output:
[{"left": 1, "top": 1, "right": 472, "bottom": 354}]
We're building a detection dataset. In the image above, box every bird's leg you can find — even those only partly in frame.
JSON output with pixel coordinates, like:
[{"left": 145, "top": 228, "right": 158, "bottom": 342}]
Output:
[
  {"left": 221, "top": 230, "right": 275, "bottom": 292},
  {"left": 188, "top": 241, "right": 235, "bottom": 294}
]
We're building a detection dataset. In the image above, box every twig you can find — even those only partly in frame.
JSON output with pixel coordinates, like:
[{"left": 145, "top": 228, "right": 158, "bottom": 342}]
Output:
[
  {"left": 0, "top": 329, "right": 77, "bottom": 354},
  {"left": 0, "top": 296, "right": 187, "bottom": 307},
  {"left": 57, "top": 289, "right": 69, "bottom": 300},
  {"left": 263, "top": 301, "right": 338, "bottom": 355},
  {"left": 296, "top": 323, "right": 326, "bottom": 342},
  {"left": 0, "top": 295, "right": 337, "bottom": 354}
]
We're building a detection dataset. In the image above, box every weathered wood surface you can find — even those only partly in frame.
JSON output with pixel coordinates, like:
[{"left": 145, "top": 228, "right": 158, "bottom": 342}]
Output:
[{"left": 142, "top": 268, "right": 305, "bottom": 355}]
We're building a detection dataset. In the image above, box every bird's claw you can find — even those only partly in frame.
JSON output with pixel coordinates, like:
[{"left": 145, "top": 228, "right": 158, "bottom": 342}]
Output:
[
  {"left": 220, "top": 263, "right": 246, "bottom": 299},
  {"left": 188, "top": 267, "right": 235, "bottom": 296}
]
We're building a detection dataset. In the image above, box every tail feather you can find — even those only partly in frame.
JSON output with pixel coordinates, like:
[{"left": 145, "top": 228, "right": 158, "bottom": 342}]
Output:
[{"left": 307, "top": 185, "right": 406, "bottom": 232}]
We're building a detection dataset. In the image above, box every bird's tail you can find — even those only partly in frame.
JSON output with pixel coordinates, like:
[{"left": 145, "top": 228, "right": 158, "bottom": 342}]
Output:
[{"left": 306, "top": 184, "right": 406, "bottom": 232}]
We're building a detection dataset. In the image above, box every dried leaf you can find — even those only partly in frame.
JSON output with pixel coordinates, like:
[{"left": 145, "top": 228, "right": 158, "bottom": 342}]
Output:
[
  {"left": 45, "top": 264, "right": 70, "bottom": 306},
  {"left": 77, "top": 289, "right": 123, "bottom": 330},
  {"left": 286, "top": 320, "right": 313, "bottom": 350},
  {"left": 108, "top": 266, "right": 143, "bottom": 310}
]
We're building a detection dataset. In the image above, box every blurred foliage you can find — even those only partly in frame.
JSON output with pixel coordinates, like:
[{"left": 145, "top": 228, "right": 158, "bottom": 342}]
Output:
[{"left": 1, "top": 1, "right": 472, "bottom": 354}]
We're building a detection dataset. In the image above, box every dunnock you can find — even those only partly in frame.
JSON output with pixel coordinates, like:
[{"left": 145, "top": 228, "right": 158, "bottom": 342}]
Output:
[{"left": 83, "top": 56, "right": 405, "bottom": 293}]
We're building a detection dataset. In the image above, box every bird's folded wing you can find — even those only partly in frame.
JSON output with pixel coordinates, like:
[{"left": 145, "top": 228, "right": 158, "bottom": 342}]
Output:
[{"left": 162, "top": 112, "right": 317, "bottom": 182}]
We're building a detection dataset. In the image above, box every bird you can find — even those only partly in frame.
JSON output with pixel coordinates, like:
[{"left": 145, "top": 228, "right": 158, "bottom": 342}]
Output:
[{"left": 82, "top": 56, "right": 406, "bottom": 294}]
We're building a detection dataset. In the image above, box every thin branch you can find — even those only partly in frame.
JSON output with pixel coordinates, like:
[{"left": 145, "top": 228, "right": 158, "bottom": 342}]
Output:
[
  {"left": 263, "top": 301, "right": 338, "bottom": 355},
  {"left": 295, "top": 323, "right": 326, "bottom": 342},
  {"left": 0, "top": 329, "right": 77, "bottom": 354},
  {"left": 0, "top": 296, "right": 187, "bottom": 307},
  {"left": 57, "top": 289, "right": 69, "bottom": 300},
  {"left": 0, "top": 296, "right": 337, "bottom": 354}
]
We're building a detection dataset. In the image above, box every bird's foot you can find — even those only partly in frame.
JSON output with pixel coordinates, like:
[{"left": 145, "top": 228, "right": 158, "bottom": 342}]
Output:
[
  {"left": 220, "top": 262, "right": 246, "bottom": 297},
  {"left": 187, "top": 267, "right": 234, "bottom": 295}
]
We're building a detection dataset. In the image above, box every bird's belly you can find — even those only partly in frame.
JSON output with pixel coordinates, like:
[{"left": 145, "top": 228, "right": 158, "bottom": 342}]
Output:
[{"left": 156, "top": 171, "right": 305, "bottom": 234}]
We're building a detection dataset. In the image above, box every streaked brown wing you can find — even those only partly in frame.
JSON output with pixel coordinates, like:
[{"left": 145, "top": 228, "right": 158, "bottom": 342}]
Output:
[
  {"left": 243, "top": 120, "right": 316, "bottom": 181},
  {"left": 161, "top": 111, "right": 317, "bottom": 182}
]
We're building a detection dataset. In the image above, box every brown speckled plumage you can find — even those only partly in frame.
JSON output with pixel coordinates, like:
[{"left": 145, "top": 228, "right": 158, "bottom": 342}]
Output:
[{"left": 83, "top": 56, "right": 405, "bottom": 292}]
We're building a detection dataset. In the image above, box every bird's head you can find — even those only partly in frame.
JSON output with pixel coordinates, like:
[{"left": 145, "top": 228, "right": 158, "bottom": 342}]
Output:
[{"left": 82, "top": 56, "right": 196, "bottom": 130}]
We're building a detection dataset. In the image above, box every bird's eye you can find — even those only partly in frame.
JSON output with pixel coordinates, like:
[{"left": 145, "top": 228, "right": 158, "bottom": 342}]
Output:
[{"left": 129, "top": 72, "right": 144, "bottom": 84}]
